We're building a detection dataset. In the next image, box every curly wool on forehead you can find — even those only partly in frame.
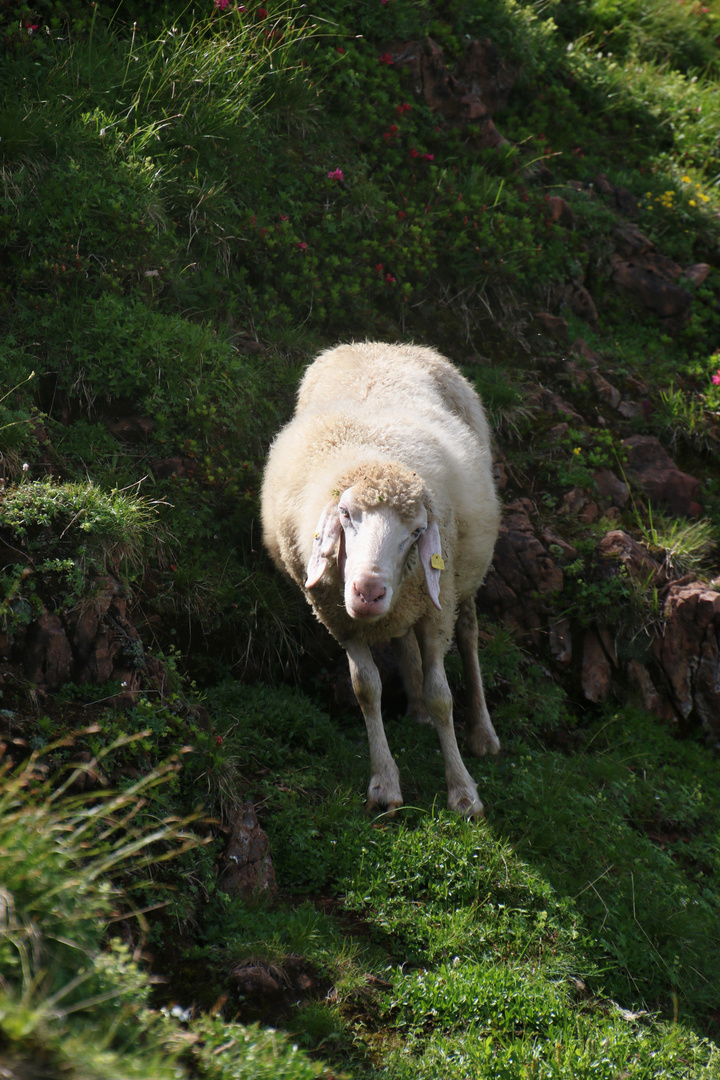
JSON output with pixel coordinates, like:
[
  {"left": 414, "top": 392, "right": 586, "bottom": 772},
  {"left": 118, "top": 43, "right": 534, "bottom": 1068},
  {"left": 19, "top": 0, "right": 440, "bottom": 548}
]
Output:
[{"left": 336, "top": 462, "right": 427, "bottom": 519}]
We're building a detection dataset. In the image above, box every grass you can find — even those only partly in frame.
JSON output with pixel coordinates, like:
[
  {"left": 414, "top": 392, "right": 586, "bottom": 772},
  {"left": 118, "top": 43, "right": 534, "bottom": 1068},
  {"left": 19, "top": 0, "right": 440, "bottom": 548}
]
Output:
[{"left": 2, "top": 0, "right": 720, "bottom": 1076}]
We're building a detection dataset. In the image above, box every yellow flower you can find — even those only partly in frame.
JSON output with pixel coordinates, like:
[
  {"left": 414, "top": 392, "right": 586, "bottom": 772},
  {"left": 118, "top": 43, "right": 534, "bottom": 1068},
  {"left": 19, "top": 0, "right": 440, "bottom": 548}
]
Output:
[
  {"left": 573, "top": 447, "right": 582, "bottom": 456},
  {"left": 682, "top": 175, "right": 691, "bottom": 183},
  {"left": 700, "top": 193, "right": 710, "bottom": 202},
  {"left": 689, "top": 199, "right": 697, "bottom": 207}
]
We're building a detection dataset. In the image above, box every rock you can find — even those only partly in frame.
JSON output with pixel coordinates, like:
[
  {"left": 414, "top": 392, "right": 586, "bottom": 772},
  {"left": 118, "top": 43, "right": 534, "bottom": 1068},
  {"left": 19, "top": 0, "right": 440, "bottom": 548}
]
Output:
[
  {"left": 610, "top": 253, "right": 692, "bottom": 327},
  {"left": 626, "top": 659, "right": 676, "bottom": 720},
  {"left": 534, "top": 312, "right": 568, "bottom": 341},
  {"left": 546, "top": 195, "right": 576, "bottom": 228},
  {"left": 566, "top": 283, "right": 598, "bottom": 326},
  {"left": 219, "top": 803, "right": 277, "bottom": 899},
  {"left": 684, "top": 263, "right": 711, "bottom": 287},
  {"left": 652, "top": 583, "right": 720, "bottom": 742},
  {"left": 589, "top": 370, "right": 621, "bottom": 410},
  {"left": 592, "top": 173, "right": 639, "bottom": 217},
  {"left": 622, "top": 435, "right": 702, "bottom": 517},
  {"left": 541, "top": 527, "right": 578, "bottom": 561},
  {"left": 479, "top": 501, "right": 563, "bottom": 643},
  {"left": 531, "top": 388, "right": 586, "bottom": 425},
  {"left": 598, "top": 529, "right": 665, "bottom": 584},
  {"left": 581, "top": 629, "right": 612, "bottom": 702},
  {"left": 393, "top": 36, "right": 512, "bottom": 145},
  {"left": 106, "top": 415, "right": 154, "bottom": 442},
  {"left": 616, "top": 401, "right": 643, "bottom": 420},
  {"left": 593, "top": 468, "right": 629, "bottom": 510},
  {"left": 549, "top": 617, "right": 572, "bottom": 666},
  {"left": 24, "top": 614, "right": 73, "bottom": 690},
  {"left": 231, "top": 962, "right": 281, "bottom": 996},
  {"left": 570, "top": 337, "right": 603, "bottom": 366}
]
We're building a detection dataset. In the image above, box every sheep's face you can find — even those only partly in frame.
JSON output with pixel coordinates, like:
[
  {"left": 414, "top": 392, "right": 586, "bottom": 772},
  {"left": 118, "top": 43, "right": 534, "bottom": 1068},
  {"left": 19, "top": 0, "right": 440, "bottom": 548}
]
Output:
[
  {"left": 337, "top": 487, "right": 429, "bottom": 620},
  {"left": 305, "top": 476, "right": 444, "bottom": 620}
]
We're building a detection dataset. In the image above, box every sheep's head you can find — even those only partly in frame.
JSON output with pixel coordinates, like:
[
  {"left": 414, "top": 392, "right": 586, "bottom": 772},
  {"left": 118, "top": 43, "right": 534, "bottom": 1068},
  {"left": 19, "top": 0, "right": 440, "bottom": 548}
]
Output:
[{"left": 305, "top": 463, "right": 443, "bottom": 620}]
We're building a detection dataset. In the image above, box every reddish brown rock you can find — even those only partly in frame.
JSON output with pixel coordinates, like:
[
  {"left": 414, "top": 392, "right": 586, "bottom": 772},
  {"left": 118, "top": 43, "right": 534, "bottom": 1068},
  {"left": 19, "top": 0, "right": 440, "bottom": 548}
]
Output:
[
  {"left": 622, "top": 435, "right": 702, "bottom": 517},
  {"left": 589, "top": 370, "right": 621, "bottom": 411},
  {"left": 549, "top": 617, "right": 572, "bottom": 666},
  {"left": 24, "top": 613, "right": 73, "bottom": 690},
  {"left": 219, "top": 803, "right": 277, "bottom": 899},
  {"left": 480, "top": 501, "right": 563, "bottom": 642},
  {"left": 598, "top": 529, "right": 665, "bottom": 583},
  {"left": 626, "top": 659, "right": 676, "bottom": 721},
  {"left": 546, "top": 196, "right": 576, "bottom": 229},
  {"left": 531, "top": 388, "right": 586, "bottom": 425},
  {"left": 581, "top": 630, "right": 612, "bottom": 702},
  {"left": 684, "top": 263, "right": 711, "bottom": 287},
  {"left": 611, "top": 253, "right": 692, "bottom": 326},
  {"left": 392, "top": 36, "right": 512, "bottom": 146},
  {"left": 653, "top": 583, "right": 720, "bottom": 742},
  {"left": 231, "top": 962, "right": 281, "bottom": 995},
  {"left": 593, "top": 468, "right": 629, "bottom": 510},
  {"left": 106, "top": 415, "right": 154, "bottom": 442},
  {"left": 534, "top": 313, "right": 568, "bottom": 341}
]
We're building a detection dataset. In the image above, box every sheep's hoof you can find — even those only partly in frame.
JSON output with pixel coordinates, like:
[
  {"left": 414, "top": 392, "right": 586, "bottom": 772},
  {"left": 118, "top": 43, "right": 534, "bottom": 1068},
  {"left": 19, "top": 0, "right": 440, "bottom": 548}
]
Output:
[
  {"left": 366, "top": 777, "right": 403, "bottom": 817},
  {"left": 465, "top": 729, "right": 501, "bottom": 759},
  {"left": 367, "top": 799, "right": 403, "bottom": 818},
  {"left": 449, "top": 791, "right": 484, "bottom": 820}
]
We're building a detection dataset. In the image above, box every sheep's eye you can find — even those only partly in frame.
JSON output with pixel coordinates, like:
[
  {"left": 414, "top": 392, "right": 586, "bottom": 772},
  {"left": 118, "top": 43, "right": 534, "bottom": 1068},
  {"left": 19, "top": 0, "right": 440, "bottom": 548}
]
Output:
[
  {"left": 339, "top": 507, "right": 350, "bottom": 519},
  {"left": 412, "top": 527, "right": 423, "bottom": 539}
]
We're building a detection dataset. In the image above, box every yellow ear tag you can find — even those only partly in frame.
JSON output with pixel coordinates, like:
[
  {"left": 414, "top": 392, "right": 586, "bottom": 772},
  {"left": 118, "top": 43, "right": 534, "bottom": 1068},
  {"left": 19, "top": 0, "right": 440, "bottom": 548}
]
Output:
[
  {"left": 430, "top": 553, "right": 445, "bottom": 570},
  {"left": 314, "top": 533, "right": 320, "bottom": 540}
]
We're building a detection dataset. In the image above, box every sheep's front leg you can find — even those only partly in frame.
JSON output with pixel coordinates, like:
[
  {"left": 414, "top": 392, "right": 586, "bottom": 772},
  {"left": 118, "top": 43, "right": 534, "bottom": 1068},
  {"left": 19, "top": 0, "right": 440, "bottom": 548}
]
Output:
[
  {"left": 344, "top": 639, "right": 403, "bottom": 812},
  {"left": 416, "top": 620, "right": 483, "bottom": 819},
  {"left": 456, "top": 597, "right": 500, "bottom": 758}
]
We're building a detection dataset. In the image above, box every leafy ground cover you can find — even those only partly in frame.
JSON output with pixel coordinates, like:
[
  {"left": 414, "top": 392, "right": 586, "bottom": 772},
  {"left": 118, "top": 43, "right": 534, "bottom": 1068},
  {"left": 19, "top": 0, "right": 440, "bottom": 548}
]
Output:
[{"left": 2, "top": 0, "right": 720, "bottom": 1076}]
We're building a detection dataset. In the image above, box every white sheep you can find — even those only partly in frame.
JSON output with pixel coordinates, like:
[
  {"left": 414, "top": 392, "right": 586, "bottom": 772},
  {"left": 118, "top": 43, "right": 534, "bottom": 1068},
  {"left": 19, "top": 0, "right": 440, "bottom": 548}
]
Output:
[{"left": 261, "top": 341, "right": 501, "bottom": 817}]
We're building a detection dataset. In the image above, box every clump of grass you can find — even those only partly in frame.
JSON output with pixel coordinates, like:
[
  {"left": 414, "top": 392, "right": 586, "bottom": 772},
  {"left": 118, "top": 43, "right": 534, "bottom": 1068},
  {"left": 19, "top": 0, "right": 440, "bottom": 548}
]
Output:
[
  {"left": 0, "top": 479, "right": 165, "bottom": 573},
  {"left": 637, "top": 503, "right": 717, "bottom": 576}
]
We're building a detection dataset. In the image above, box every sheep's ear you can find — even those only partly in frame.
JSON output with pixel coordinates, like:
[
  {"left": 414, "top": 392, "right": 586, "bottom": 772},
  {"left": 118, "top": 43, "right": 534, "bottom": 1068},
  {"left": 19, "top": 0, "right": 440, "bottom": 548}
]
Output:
[
  {"left": 417, "top": 519, "right": 443, "bottom": 610},
  {"left": 305, "top": 502, "right": 342, "bottom": 588}
]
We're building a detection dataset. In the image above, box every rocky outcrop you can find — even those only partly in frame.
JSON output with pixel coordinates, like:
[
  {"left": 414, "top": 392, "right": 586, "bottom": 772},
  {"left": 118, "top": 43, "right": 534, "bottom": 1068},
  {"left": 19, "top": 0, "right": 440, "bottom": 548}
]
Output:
[
  {"left": 651, "top": 583, "right": 720, "bottom": 744},
  {"left": 479, "top": 500, "right": 564, "bottom": 643},
  {"left": 390, "top": 36, "right": 513, "bottom": 147},
  {"left": 622, "top": 435, "right": 702, "bottom": 517},
  {"left": 219, "top": 803, "right": 277, "bottom": 899}
]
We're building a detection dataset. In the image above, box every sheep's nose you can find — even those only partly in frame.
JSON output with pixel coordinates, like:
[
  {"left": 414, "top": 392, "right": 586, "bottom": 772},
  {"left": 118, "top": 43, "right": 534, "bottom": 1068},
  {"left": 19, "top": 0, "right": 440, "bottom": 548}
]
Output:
[{"left": 352, "top": 579, "right": 387, "bottom": 605}]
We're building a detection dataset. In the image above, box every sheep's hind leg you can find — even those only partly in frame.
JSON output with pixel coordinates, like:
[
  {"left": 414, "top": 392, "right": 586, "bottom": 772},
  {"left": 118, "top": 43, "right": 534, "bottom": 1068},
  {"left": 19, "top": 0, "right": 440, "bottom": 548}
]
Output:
[
  {"left": 345, "top": 639, "right": 403, "bottom": 813},
  {"left": 416, "top": 620, "right": 483, "bottom": 819},
  {"left": 456, "top": 597, "right": 500, "bottom": 758},
  {"left": 393, "top": 629, "right": 432, "bottom": 726}
]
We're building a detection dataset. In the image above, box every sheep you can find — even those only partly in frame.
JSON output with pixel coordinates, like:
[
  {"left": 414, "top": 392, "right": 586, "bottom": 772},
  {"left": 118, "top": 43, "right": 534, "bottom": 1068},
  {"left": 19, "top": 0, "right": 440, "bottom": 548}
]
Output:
[{"left": 260, "top": 341, "right": 501, "bottom": 818}]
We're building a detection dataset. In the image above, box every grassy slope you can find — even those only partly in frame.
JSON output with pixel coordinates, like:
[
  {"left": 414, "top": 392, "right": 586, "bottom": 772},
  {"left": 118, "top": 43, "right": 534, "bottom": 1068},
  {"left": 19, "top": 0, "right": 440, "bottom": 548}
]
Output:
[{"left": 2, "top": 0, "right": 720, "bottom": 1077}]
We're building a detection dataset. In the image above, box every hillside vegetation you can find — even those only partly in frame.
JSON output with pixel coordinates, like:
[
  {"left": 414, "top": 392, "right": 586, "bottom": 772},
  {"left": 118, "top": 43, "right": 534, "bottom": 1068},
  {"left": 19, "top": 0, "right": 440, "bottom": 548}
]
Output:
[{"left": 2, "top": 1, "right": 720, "bottom": 1077}]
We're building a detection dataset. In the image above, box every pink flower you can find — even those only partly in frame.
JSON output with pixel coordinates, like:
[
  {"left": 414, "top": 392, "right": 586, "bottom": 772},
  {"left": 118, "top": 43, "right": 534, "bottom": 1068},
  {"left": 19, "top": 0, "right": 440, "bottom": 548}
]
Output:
[
  {"left": 385, "top": 272, "right": 396, "bottom": 283},
  {"left": 296, "top": 241, "right": 307, "bottom": 251},
  {"left": 257, "top": 7, "right": 268, "bottom": 18},
  {"left": 712, "top": 370, "right": 720, "bottom": 385},
  {"left": 396, "top": 102, "right": 412, "bottom": 116},
  {"left": 423, "top": 153, "right": 434, "bottom": 161},
  {"left": 375, "top": 263, "right": 384, "bottom": 274},
  {"left": 409, "top": 148, "right": 420, "bottom": 158},
  {"left": 378, "top": 53, "right": 394, "bottom": 64},
  {"left": 328, "top": 168, "right": 344, "bottom": 181},
  {"left": 215, "top": 0, "right": 229, "bottom": 8}
]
